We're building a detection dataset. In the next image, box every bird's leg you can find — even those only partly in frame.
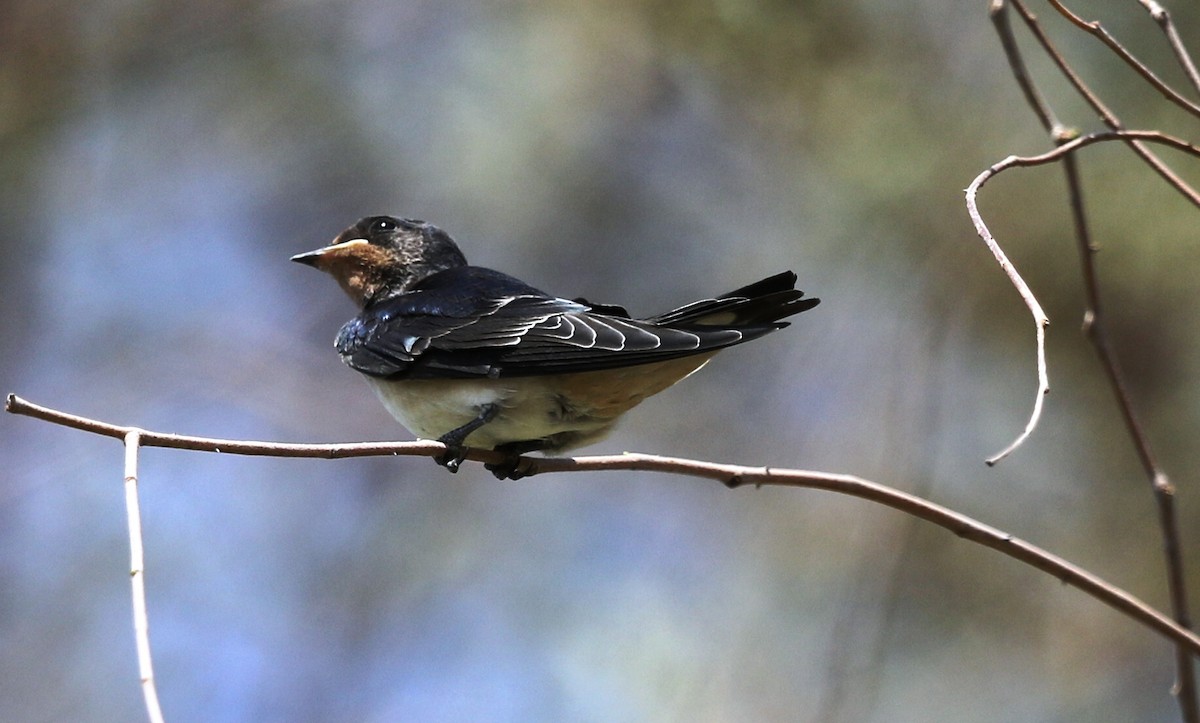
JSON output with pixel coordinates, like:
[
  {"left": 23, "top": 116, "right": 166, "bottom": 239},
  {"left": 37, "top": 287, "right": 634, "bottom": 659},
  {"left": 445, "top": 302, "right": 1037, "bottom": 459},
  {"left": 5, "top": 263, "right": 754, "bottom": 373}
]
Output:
[
  {"left": 485, "top": 440, "right": 546, "bottom": 480},
  {"left": 435, "top": 404, "right": 500, "bottom": 473}
]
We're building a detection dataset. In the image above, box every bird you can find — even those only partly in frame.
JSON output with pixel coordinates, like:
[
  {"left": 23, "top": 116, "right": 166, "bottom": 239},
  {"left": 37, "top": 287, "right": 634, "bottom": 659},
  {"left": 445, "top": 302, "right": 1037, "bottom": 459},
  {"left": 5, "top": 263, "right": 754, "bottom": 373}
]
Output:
[{"left": 292, "top": 215, "right": 819, "bottom": 478}]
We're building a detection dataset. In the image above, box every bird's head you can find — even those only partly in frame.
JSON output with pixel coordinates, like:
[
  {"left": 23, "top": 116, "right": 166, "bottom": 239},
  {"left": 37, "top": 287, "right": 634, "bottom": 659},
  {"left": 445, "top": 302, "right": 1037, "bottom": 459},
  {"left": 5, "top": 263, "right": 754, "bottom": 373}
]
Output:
[{"left": 291, "top": 216, "right": 468, "bottom": 306}]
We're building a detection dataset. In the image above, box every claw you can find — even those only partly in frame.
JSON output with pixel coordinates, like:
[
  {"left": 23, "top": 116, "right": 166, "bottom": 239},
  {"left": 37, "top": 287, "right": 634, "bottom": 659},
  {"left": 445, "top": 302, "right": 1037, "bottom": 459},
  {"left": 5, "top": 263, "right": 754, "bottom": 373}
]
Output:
[
  {"left": 484, "top": 441, "right": 543, "bottom": 480},
  {"left": 435, "top": 445, "right": 469, "bottom": 473},
  {"left": 484, "top": 455, "right": 524, "bottom": 480}
]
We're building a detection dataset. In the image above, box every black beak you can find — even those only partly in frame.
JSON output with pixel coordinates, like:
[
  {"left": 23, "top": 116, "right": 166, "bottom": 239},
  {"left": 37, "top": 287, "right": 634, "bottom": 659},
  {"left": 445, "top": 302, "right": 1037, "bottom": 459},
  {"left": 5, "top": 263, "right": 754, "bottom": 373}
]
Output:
[{"left": 290, "top": 249, "right": 325, "bottom": 267}]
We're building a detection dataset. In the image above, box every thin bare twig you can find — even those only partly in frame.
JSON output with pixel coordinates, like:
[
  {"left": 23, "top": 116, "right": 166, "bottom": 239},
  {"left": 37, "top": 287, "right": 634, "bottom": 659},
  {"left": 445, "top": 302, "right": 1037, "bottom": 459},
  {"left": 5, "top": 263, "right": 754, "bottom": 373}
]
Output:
[
  {"left": 8, "top": 392, "right": 1200, "bottom": 660},
  {"left": 1063, "top": 151, "right": 1198, "bottom": 723},
  {"left": 1137, "top": 0, "right": 1200, "bottom": 96},
  {"left": 983, "top": 0, "right": 1062, "bottom": 464},
  {"left": 965, "top": 155, "right": 1052, "bottom": 466},
  {"left": 1045, "top": 0, "right": 1200, "bottom": 119},
  {"left": 989, "top": 0, "right": 1062, "bottom": 135},
  {"left": 965, "top": 129, "right": 1200, "bottom": 465},
  {"left": 123, "top": 431, "right": 165, "bottom": 723},
  {"left": 1009, "top": 0, "right": 1200, "bottom": 209}
]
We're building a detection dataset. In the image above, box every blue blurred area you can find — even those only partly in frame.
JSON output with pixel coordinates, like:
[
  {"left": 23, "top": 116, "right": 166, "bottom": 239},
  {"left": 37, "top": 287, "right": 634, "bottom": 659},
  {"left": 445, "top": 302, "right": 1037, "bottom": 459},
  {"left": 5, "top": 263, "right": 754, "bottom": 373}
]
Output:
[{"left": 2, "top": 1, "right": 1199, "bottom": 721}]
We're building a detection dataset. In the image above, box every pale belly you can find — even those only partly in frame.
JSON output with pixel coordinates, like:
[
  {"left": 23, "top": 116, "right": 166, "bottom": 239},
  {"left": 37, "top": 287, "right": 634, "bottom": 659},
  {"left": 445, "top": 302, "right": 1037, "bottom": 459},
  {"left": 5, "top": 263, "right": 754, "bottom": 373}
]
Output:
[{"left": 363, "top": 354, "right": 714, "bottom": 452}]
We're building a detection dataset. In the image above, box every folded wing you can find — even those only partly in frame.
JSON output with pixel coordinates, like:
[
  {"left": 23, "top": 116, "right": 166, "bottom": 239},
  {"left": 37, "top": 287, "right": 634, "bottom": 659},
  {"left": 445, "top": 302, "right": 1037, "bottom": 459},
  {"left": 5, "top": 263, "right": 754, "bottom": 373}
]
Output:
[{"left": 336, "top": 266, "right": 818, "bottom": 379}]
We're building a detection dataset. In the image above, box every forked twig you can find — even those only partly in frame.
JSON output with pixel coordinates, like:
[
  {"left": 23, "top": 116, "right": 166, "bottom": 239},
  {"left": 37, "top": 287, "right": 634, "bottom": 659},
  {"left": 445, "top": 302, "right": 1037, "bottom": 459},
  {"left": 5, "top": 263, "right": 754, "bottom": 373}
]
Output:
[
  {"left": 985, "top": 6, "right": 1200, "bottom": 717},
  {"left": 1045, "top": 0, "right": 1200, "bottom": 118},
  {"left": 1009, "top": 0, "right": 1200, "bottom": 208}
]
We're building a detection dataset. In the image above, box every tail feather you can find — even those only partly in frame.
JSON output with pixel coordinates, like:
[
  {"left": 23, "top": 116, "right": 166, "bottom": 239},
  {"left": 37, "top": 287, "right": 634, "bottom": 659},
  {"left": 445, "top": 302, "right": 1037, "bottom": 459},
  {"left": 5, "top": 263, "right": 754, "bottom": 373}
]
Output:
[{"left": 646, "top": 271, "right": 819, "bottom": 327}]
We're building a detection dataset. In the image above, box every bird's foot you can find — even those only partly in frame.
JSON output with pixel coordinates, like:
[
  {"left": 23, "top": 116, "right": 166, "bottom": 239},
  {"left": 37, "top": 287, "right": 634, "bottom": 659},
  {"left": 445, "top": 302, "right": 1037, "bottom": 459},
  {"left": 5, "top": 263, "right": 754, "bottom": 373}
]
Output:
[
  {"left": 433, "top": 404, "right": 500, "bottom": 474},
  {"left": 484, "top": 455, "right": 535, "bottom": 480},
  {"left": 484, "top": 441, "right": 544, "bottom": 480},
  {"left": 435, "top": 445, "right": 469, "bottom": 473}
]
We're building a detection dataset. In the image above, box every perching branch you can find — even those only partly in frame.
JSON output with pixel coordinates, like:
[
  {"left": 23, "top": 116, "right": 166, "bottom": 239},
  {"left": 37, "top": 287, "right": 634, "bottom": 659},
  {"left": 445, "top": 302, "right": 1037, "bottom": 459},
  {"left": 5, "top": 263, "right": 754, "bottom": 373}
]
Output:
[{"left": 8, "top": 392, "right": 1200, "bottom": 662}]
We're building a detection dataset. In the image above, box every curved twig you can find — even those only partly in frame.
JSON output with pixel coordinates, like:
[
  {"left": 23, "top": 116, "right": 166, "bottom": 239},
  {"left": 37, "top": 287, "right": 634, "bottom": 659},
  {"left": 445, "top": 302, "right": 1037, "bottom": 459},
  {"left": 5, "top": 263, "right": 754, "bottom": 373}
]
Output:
[
  {"left": 8, "top": 392, "right": 1200, "bottom": 659},
  {"left": 965, "top": 130, "right": 1200, "bottom": 465}
]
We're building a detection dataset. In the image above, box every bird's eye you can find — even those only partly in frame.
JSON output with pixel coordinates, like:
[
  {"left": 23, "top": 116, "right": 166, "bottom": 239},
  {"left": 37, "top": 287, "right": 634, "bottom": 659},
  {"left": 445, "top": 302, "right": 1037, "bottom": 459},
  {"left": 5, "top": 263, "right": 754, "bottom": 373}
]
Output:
[{"left": 370, "top": 218, "right": 397, "bottom": 234}]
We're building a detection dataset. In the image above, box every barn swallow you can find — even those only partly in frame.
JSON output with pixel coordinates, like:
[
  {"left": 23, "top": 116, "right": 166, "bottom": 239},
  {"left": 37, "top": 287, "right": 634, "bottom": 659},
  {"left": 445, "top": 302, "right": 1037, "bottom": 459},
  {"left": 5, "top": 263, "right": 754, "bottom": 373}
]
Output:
[{"left": 293, "top": 216, "right": 819, "bottom": 478}]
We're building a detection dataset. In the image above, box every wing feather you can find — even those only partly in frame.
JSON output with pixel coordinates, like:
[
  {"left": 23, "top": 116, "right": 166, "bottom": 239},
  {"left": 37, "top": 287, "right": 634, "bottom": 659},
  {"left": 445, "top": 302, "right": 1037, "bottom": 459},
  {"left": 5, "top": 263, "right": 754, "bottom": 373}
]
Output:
[{"left": 335, "top": 265, "right": 814, "bottom": 379}]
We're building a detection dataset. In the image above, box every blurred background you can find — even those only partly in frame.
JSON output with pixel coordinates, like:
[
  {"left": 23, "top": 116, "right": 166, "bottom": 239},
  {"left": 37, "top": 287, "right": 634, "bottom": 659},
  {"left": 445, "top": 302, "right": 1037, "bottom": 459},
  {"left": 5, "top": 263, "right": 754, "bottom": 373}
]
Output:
[{"left": 3, "top": 1, "right": 1200, "bottom": 721}]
